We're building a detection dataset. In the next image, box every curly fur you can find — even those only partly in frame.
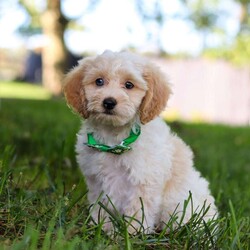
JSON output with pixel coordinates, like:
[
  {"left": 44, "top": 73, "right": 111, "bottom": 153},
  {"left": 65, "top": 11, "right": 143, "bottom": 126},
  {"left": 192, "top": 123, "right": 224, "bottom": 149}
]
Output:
[{"left": 64, "top": 50, "right": 217, "bottom": 233}]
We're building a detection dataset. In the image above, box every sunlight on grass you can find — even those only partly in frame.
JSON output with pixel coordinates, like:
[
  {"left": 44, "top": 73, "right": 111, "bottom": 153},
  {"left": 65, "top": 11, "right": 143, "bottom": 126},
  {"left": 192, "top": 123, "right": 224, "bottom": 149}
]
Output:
[{"left": 0, "top": 82, "right": 52, "bottom": 100}]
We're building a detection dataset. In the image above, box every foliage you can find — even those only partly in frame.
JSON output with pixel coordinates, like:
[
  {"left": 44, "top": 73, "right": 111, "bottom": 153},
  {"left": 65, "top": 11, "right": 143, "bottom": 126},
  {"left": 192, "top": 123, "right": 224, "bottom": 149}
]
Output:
[
  {"left": 135, "top": 0, "right": 250, "bottom": 65},
  {"left": 135, "top": 0, "right": 166, "bottom": 53},
  {"left": 204, "top": 34, "right": 250, "bottom": 66},
  {"left": 3, "top": 0, "right": 250, "bottom": 67},
  {"left": 14, "top": 0, "right": 100, "bottom": 95},
  {"left": 17, "top": 0, "right": 99, "bottom": 36},
  {"left": 18, "top": 0, "right": 44, "bottom": 35},
  {"left": 0, "top": 94, "right": 250, "bottom": 248},
  {"left": 235, "top": 0, "right": 250, "bottom": 33},
  {"left": 182, "top": 0, "right": 221, "bottom": 49},
  {"left": 202, "top": 0, "right": 250, "bottom": 65}
]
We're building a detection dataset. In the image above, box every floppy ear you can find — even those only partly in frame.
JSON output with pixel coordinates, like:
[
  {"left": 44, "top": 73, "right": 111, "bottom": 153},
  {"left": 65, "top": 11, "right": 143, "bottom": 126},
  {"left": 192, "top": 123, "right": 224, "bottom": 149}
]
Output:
[
  {"left": 139, "top": 63, "right": 172, "bottom": 124},
  {"left": 63, "top": 60, "right": 90, "bottom": 118}
]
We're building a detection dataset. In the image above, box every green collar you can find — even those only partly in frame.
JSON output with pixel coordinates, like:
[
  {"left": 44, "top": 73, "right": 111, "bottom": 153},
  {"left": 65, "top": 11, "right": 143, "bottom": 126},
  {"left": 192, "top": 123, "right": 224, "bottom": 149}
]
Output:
[{"left": 84, "top": 125, "right": 141, "bottom": 155}]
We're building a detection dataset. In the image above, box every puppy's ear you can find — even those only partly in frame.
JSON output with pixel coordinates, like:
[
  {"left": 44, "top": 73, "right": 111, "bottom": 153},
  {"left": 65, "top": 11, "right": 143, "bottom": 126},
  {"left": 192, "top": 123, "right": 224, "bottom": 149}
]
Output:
[
  {"left": 140, "top": 63, "right": 171, "bottom": 124},
  {"left": 63, "top": 59, "right": 91, "bottom": 118}
]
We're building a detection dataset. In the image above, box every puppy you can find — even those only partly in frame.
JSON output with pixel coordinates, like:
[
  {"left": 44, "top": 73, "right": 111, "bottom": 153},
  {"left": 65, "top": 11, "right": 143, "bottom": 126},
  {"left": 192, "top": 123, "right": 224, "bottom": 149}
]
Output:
[{"left": 64, "top": 50, "right": 217, "bottom": 233}]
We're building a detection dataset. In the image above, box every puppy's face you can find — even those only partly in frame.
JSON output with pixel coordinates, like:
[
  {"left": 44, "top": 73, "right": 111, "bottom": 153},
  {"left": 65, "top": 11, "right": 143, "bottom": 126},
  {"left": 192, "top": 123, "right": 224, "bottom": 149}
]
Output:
[
  {"left": 83, "top": 53, "right": 147, "bottom": 126},
  {"left": 64, "top": 51, "right": 171, "bottom": 126}
]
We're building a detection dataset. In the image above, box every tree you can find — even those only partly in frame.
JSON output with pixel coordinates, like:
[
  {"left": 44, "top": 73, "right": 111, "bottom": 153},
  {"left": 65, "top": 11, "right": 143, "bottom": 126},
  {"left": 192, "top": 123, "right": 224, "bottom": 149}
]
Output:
[
  {"left": 135, "top": 0, "right": 166, "bottom": 55},
  {"left": 41, "top": 0, "right": 68, "bottom": 94},
  {"left": 236, "top": 0, "right": 250, "bottom": 33},
  {"left": 202, "top": 0, "right": 250, "bottom": 66},
  {"left": 181, "top": 0, "right": 226, "bottom": 51},
  {"left": 135, "top": 0, "right": 223, "bottom": 54},
  {"left": 19, "top": 0, "right": 99, "bottom": 95}
]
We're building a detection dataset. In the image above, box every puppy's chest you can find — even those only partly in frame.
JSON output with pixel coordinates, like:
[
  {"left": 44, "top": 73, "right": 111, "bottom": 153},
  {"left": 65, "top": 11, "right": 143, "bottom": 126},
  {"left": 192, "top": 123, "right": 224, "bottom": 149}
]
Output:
[
  {"left": 98, "top": 159, "right": 132, "bottom": 188},
  {"left": 83, "top": 150, "right": 132, "bottom": 178},
  {"left": 86, "top": 154, "right": 135, "bottom": 197}
]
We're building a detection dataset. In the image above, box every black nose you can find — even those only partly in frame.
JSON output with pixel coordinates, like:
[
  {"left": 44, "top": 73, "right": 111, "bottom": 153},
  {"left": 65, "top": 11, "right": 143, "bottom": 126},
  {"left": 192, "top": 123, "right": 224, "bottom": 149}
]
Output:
[{"left": 103, "top": 97, "right": 117, "bottom": 110}]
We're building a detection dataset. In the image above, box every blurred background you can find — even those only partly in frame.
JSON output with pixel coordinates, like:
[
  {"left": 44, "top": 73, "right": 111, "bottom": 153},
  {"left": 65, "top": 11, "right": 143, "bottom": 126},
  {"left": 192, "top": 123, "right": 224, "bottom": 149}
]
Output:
[{"left": 0, "top": 0, "right": 250, "bottom": 125}]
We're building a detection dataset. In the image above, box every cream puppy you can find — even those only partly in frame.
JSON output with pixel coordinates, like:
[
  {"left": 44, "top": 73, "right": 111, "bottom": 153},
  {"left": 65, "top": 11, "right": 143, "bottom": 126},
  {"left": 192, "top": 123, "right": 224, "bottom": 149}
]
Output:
[{"left": 64, "top": 50, "right": 217, "bottom": 233}]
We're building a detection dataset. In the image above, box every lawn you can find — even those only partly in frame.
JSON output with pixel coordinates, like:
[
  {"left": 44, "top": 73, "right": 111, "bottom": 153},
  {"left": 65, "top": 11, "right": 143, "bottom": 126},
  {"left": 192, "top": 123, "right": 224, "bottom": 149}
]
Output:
[
  {"left": 0, "top": 82, "right": 51, "bottom": 100},
  {"left": 0, "top": 84, "right": 250, "bottom": 249}
]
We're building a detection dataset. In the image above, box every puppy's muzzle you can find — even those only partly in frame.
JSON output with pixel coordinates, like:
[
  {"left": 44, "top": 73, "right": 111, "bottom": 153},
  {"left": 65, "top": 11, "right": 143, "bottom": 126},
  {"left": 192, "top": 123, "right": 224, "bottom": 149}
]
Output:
[{"left": 103, "top": 97, "right": 117, "bottom": 110}]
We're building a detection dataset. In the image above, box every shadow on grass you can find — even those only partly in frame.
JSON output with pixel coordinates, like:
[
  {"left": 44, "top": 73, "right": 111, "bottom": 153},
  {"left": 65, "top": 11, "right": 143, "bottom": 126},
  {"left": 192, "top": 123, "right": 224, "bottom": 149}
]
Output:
[{"left": 0, "top": 98, "right": 82, "bottom": 189}]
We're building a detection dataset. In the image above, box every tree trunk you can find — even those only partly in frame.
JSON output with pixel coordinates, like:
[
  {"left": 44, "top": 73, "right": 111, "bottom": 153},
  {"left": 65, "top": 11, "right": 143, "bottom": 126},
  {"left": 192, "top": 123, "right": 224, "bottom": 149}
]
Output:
[
  {"left": 41, "top": 0, "right": 68, "bottom": 95},
  {"left": 239, "top": 2, "right": 248, "bottom": 32}
]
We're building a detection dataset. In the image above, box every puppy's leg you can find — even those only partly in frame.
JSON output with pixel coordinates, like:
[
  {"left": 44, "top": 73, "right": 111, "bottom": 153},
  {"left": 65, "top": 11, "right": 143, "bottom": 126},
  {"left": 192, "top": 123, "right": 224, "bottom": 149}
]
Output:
[
  {"left": 91, "top": 197, "right": 116, "bottom": 233},
  {"left": 85, "top": 175, "right": 113, "bottom": 230},
  {"left": 122, "top": 187, "right": 162, "bottom": 234},
  {"left": 158, "top": 136, "right": 217, "bottom": 229},
  {"left": 159, "top": 181, "right": 217, "bottom": 230}
]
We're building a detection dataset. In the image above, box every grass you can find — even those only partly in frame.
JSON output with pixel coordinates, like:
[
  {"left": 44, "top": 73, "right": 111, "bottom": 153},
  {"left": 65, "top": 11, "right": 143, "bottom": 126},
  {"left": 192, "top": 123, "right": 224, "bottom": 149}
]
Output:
[
  {"left": 0, "top": 84, "right": 250, "bottom": 249},
  {"left": 0, "top": 82, "right": 51, "bottom": 100}
]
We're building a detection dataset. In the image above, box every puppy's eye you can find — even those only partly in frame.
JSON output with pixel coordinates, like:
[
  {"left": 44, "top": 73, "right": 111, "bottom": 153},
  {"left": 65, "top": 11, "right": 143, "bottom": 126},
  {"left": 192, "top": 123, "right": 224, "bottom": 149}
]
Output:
[
  {"left": 95, "top": 78, "right": 104, "bottom": 86},
  {"left": 125, "top": 81, "right": 134, "bottom": 89}
]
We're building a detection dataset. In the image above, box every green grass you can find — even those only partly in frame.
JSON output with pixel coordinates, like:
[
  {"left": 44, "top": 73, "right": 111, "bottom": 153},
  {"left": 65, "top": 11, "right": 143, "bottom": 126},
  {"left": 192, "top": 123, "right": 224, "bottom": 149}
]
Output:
[
  {"left": 0, "top": 82, "right": 51, "bottom": 100},
  {"left": 0, "top": 95, "right": 250, "bottom": 249}
]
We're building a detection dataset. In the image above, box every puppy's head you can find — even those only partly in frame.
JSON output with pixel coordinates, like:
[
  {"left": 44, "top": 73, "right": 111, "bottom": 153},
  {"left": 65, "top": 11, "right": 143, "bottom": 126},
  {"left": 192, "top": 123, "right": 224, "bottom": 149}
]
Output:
[{"left": 64, "top": 51, "right": 171, "bottom": 126}]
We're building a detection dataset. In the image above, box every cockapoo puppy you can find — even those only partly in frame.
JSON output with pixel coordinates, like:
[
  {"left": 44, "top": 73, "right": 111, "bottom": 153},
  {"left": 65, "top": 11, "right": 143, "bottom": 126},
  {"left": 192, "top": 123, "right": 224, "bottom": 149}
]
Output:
[{"left": 64, "top": 50, "right": 217, "bottom": 233}]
